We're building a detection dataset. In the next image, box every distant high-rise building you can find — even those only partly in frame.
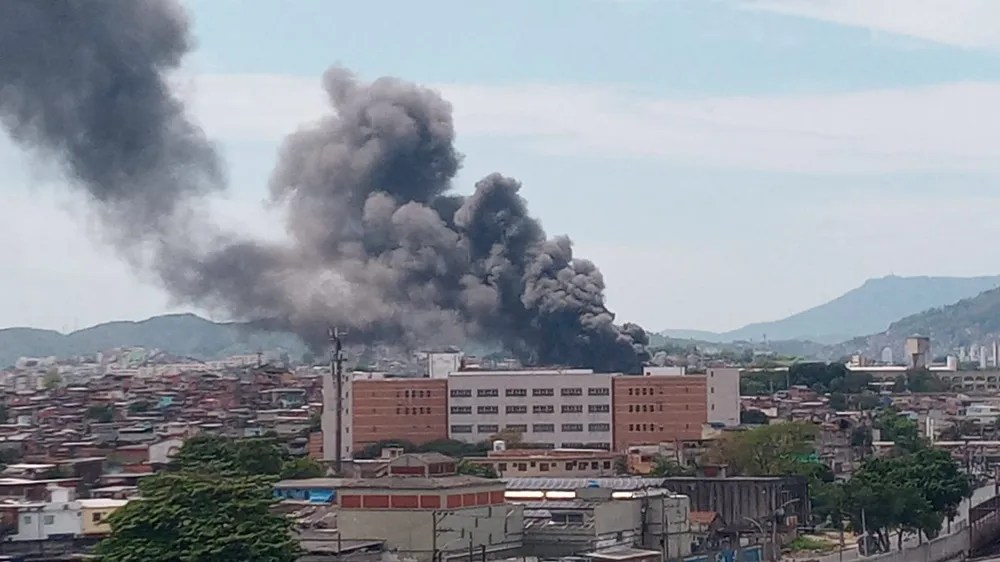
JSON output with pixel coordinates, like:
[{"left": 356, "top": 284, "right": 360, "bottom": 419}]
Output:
[
  {"left": 880, "top": 347, "right": 894, "bottom": 364},
  {"left": 905, "top": 336, "right": 930, "bottom": 369}
]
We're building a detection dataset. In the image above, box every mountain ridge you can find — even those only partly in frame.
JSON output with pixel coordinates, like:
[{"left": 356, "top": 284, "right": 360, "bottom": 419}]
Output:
[
  {"left": 660, "top": 274, "right": 1000, "bottom": 344},
  {"left": 0, "top": 313, "right": 308, "bottom": 368}
]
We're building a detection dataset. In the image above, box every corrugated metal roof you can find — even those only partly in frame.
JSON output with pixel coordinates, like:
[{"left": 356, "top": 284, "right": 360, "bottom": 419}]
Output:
[{"left": 503, "top": 477, "right": 664, "bottom": 491}]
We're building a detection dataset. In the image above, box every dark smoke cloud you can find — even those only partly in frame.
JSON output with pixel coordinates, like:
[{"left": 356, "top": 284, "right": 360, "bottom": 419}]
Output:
[{"left": 0, "top": 0, "right": 649, "bottom": 373}]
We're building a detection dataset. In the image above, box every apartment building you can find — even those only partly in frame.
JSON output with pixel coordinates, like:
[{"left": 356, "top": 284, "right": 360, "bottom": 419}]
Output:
[
  {"left": 613, "top": 368, "right": 739, "bottom": 451},
  {"left": 447, "top": 369, "right": 614, "bottom": 449},
  {"left": 351, "top": 378, "right": 448, "bottom": 452}
]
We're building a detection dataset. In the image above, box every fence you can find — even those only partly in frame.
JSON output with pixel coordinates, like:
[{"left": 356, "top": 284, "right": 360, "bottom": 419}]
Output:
[{"left": 864, "top": 524, "right": 968, "bottom": 562}]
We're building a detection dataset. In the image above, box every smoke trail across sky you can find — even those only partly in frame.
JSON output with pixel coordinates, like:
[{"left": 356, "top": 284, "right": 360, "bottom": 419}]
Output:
[{"left": 0, "top": 0, "right": 649, "bottom": 372}]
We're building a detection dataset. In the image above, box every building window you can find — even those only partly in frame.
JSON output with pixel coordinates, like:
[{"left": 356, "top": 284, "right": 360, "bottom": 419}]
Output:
[
  {"left": 603, "top": 461, "right": 612, "bottom": 469},
  {"left": 561, "top": 404, "right": 583, "bottom": 413},
  {"left": 532, "top": 388, "right": 554, "bottom": 397},
  {"left": 477, "top": 389, "right": 499, "bottom": 397},
  {"left": 560, "top": 387, "right": 583, "bottom": 396},
  {"left": 588, "top": 387, "right": 610, "bottom": 396},
  {"left": 588, "top": 423, "right": 610, "bottom": 432},
  {"left": 506, "top": 424, "right": 528, "bottom": 432},
  {"left": 588, "top": 404, "right": 610, "bottom": 413},
  {"left": 22, "top": 515, "right": 31, "bottom": 525},
  {"left": 533, "top": 423, "right": 555, "bottom": 433},
  {"left": 498, "top": 463, "right": 507, "bottom": 472},
  {"left": 628, "top": 405, "right": 634, "bottom": 413},
  {"left": 506, "top": 388, "right": 527, "bottom": 397},
  {"left": 532, "top": 405, "right": 554, "bottom": 414},
  {"left": 628, "top": 388, "right": 633, "bottom": 395},
  {"left": 405, "top": 390, "right": 410, "bottom": 398},
  {"left": 506, "top": 405, "right": 527, "bottom": 414},
  {"left": 43, "top": 515, "right": 55, "bottom": 526},
  {"left": 451, "top": 425, "right": 473, "bottom": 433},
  {"left": 562, "top": 423, "right": 584, "bottom": 432},
  {"left": 450, "top": 389, "right": 472, "bottom": 398},
  {"left": 711, "top": 387, "right": 715, "bottom": 393},
  {"left": 477, "top": 405, "right": 499, "bottom": 414},
  {"left": 92, "top": 512, "right": 103, "bottom": 522},
  {"left": 539, "top": 463, "right": 550, "bottom": 472},
  {"left": 450, "top": 406, "right": 472, "bottom": 415},
  {"left": 478, "top": 424, "right": 499, "bottom": 434}
]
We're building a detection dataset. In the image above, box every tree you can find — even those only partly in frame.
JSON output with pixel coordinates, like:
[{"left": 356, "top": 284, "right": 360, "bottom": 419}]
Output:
[
  {"left": 905, "top": 368, "right": 949, "bottom": 393},
  {"left": 170, "top": 435, "right": 284, "bottom": 476},
  {"left": 740, "top": 409, "right": 769, "bottom": 425},
  {"left": 457, "top": 459, "right": 499, "bottom": 478},
  {"left": 280, "top": 457, "right": 325, "bottom": 479},
  {"left": 708, "top": 422, "right": 819, "bottom": 475},
  {"left": 875, "top": 409, "right": 924, "bottom": 453},
  {"left": 828, "top": 392, "right": 848, "bottom": 412},
  {"left": 85, "top": 404, "right": 114, "bottom": 423},
  {"left": 128, "top": 400, "right": 152, "bottom": 414},
  {"left": 845, "top": 441, "right": 969, "bottom": 549},
  {"left": 96, "top": 472, "right": 299, "bottom": 562},
  {"left": 649, "top": 456, "right": 694, "bottom": 477},
  {"left": 42, "top": 369, "right": 62, "bottom": 390}
]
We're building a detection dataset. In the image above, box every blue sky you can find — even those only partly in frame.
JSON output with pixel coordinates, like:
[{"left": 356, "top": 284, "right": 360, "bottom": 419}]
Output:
[{"left": 3, "top": 0, "right": 1000, "bottom": 335}]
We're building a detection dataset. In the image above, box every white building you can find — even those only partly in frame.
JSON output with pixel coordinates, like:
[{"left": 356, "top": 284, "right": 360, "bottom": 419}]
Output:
[{"left": 446, "top": 369, "right": 615, "bottom": 449}]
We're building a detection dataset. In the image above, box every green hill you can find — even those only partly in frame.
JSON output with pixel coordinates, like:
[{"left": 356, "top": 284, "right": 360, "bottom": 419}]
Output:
[{"left": 0, "top": 313, "right": 308, "bottom": 368}]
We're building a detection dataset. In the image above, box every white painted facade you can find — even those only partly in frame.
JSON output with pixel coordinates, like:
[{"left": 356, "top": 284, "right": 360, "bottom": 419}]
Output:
[{"left": 707, "top": 368, "right": 740, "bottom": 427}]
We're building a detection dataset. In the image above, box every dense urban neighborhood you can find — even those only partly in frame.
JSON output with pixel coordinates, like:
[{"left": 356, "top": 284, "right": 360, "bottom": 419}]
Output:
[{"left": 0, "top": 334, "right": 994, "bottom": 562}]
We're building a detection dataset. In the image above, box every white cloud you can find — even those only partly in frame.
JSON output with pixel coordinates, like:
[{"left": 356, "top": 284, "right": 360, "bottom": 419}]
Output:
[
  {"left": 182, "top": 73, "right": 1000, "bottom": 175},
  {"left": 743, "top": 0, "right": 1000, "bottom": 50}
]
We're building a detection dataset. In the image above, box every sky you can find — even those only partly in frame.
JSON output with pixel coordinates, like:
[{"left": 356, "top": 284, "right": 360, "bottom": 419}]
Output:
[{"left": 3, "top": 0, "right": 1000, "bottom": 334}]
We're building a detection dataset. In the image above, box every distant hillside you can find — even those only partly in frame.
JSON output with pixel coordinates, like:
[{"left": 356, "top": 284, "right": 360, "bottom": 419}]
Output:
[
  {"left": 661, "top": 275, "right": 1000, "bottom": 344},
  {"left": 831, "top": 286, "right": 1000, "bottom": 359},
  {"left": 0, "top": 314, "right": 308, "bottom": 368}
]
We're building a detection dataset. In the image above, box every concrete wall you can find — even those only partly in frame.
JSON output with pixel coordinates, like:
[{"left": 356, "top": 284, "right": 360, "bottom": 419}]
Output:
[
  {"left": 447, "top": 371, "right": 614, "bottom": 449},
  {"left": 707, "top": 368, "right": 740, "bottom": 427},
  {"left": 336, "top": 504, "right": 523, "bottom": 562},
  {"left": 659, "top": 477, "right": 810, "bottom": 529}
]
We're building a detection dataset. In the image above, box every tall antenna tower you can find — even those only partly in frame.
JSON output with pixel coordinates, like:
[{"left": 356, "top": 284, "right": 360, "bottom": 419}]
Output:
[{"left": 329, "top": 327, "right": 347, "bottom": 474}]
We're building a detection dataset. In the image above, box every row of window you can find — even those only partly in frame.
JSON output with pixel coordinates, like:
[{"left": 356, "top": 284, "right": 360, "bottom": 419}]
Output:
[
  {"left": 451, "top": 423, "right": 611, "bottom": 434},
  {"left": 395, "top": 407, "right": 434, "bottom": 415},
  {"left": 450, "top": 404, "right": 610, "bottom": 415},
  {"left": 449, "top": 387, "right": 610, "bottom": 398},
  {"left": 396, "top": 389, "right": 433, "bottom": 399},
  {"left": 626, "top": 422, "right": 694, "bottom": 432},
  {"left": 498, "top": 460, "right": 612, "bottom": 473}
]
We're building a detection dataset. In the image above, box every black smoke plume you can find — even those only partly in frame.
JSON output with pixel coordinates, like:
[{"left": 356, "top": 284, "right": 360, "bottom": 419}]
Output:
[{"left": 0, "top": 0, "right": 649, "bottom": 373}]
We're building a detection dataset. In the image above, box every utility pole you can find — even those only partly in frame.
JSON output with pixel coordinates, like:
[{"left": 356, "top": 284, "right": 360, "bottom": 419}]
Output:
[{"left": 329, "top": 327, "right": 346, "bottom": 475}]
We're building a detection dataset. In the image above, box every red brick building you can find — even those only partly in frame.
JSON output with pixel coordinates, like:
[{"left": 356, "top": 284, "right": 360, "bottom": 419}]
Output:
[
  {"left": 613, "top": 374, "right": 709, "bottom": 450},
  {"left": 351, "top": 378, "right": 448, "bottom": 452}
]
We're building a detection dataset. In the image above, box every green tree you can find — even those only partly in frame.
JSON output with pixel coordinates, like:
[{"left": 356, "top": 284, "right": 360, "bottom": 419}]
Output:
[
  {"left": 845, "top": 442, "right": 969, "bottom": 549},
  {"left": 96, "top": 472, "right": 299, "bottom": 562},
  {"left": 280, "top": 457, "right": 325, "bottom": 479},
  {"left": 875, "top": 409, "right": 924, "bottom": 452},
  {"left": 85, "top": 404, "right": 114, "bottom": 423},
  {"left": 905, "top": 368, "right": 949, "bottom": 393},
  {"left": 740, "top": 409, "right": 769, "bottom": 425},
  {"left": 456, "top": 459, "right": 499, "bottom": 478},
  {"left": 42, "top": 369, "right": 62, "bottom": 390},
  {"left": 127, "top": 400, "right": 152, "bottom": 414},
  {"left": 649, "top": 456, "right": 694, "bottom": 477},
  {"left": 708, "top": 422, "right": 819, "bottom": 475},
  {"left": 828, "top": 392, "right": 848, "bottom": 411},
  {"left": 170, "top": 435, "right": 284, "bottom": 476}
]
